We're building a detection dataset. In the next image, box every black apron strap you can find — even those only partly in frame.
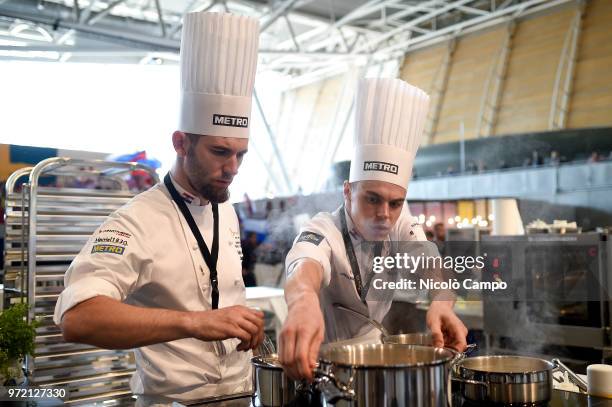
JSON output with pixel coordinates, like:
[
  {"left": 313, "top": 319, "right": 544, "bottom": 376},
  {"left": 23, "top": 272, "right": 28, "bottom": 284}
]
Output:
[
  {"left": 360, "top": 242, "right": 383, "bottom": 300},
  {"left": 340, "top": 206, "right": 386, "bottom": 304},
  {"left": 164, "top": 173, "right": 220, "bottom": 309},
  {"left": 339, "top": 205, "right": 366, "bottom": 302}
]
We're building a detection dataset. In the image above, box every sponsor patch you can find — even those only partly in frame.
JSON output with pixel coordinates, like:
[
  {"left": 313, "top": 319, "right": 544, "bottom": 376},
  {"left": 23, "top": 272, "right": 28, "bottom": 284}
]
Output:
[
  {"left": 213, "top": 114, "right": 249, "bottom": 128},
  {"left": 229, "top": 228, "right": 243, "bottom": 259},
  {"left": 94, "top": 236, "right": 128, "bottom": 246},
  {"left": 363, "top": 161, "right": 399, "bottom": 175},
  {"left": 297, "top": 231, "right": 324, "bottom": 246},
  {"left": 91, "top": 244, "right": 125, "bottom": 255},
  {"left": 98, "top": 229, "right": 132, "bottom": 239}
]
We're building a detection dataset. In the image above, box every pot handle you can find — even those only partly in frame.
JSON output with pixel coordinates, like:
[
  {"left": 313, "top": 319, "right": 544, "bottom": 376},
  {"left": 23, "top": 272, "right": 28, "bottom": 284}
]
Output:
[
  {"left": 313, "top": 368, "right": 355, "bottom": 404},
  {"left": 463, "top": 343, "right": 478, "bottom": 356},
  {"left": 551, "top": 358, "right": 588, "bottom": 393},
  {"left": 451, "top": 377, "right": 489, "bottom": 396},
  {"left": 450, "top": 343, "right": 478, "bottom": 367}
]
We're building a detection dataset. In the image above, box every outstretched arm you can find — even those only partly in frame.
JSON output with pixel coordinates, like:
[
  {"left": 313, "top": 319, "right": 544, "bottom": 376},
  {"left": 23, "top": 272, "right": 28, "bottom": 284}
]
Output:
[
  {"left": 61, "top": 295, "right": 264, "bottom": 351},
  {"left": 279, "top": 259, "right": 325, "bottom": 381}
]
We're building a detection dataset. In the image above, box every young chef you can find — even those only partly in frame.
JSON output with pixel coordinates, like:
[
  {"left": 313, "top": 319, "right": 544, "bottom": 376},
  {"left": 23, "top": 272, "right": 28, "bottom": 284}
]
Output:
[
  {"left": 279, "top": 78, "right": 468, "bottom": 381},
  {"left": 54, "top": 11, "right": 264, "bottom": 404}
]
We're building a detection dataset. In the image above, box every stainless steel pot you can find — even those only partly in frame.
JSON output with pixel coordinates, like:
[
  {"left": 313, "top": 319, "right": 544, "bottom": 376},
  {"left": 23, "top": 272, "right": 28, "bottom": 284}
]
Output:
[
  {"left": 315, "top": 343, "right": 459, "bottom": 407},
  {"left": 251, "top": 354, "right": 298, "bottom": 407},
  {"left": 453, "top": 355, "right": 565, "bottom": 404}
]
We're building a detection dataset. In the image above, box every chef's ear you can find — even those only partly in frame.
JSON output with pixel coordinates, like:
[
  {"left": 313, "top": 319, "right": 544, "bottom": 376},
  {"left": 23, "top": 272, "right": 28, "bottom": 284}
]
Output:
[
  {"left": 343, "top": 180, "right": 352, "bottom": 203},
  {"left": 172, "top": 131, "right": 188, "bottom": 157}
]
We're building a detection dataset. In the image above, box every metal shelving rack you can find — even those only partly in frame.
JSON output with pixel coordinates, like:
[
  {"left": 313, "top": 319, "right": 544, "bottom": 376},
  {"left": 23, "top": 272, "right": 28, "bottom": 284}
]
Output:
[{"left": 3, "top": 157, "right": 159, "bottom": 405}]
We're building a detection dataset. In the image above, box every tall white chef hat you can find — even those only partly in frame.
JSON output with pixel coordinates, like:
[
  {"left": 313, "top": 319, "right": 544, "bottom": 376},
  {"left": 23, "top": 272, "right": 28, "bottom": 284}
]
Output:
[
  {"left": 349, "top": 78, "right": 429, "bottom": 190},
  {"left": 179, "top": 12, "right": 259, "bottom": 139}
]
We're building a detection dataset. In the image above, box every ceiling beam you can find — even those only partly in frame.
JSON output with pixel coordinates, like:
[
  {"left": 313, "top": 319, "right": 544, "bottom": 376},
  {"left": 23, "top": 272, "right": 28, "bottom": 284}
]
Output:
[{"left": 284, "top": 0, "right": 572, "bottom": 87}]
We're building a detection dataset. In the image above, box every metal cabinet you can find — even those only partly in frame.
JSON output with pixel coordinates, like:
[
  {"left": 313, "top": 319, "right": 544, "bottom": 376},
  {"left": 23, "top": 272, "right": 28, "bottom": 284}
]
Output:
[{"left": 3, "top": 157, "right": 158, "bottom": 405}]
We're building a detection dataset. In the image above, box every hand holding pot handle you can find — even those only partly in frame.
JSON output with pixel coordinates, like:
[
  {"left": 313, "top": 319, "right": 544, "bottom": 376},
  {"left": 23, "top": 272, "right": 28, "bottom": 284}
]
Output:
[
  {"left": 279, "top": 292, "right": 324, "bottom": 381},
  {"left": 426, "top": 301, "right": 469, "bottom": 351}
]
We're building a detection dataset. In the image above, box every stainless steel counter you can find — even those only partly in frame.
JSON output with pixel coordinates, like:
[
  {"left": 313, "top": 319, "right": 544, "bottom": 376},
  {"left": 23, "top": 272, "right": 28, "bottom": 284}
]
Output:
[{"left": 183, "top": 388, "right": 612, "bottom": 406}]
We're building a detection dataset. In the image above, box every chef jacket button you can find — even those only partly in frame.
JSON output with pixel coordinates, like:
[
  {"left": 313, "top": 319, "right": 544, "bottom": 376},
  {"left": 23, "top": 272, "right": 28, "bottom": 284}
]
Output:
[{"left": 193, "top": 244, "right": 198, "bottom": 250}]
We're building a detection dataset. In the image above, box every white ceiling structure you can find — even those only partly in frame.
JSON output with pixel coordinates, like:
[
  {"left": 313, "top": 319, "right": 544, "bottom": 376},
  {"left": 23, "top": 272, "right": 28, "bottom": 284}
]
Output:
[{"left": 0, "top": 0, "right": 571, "bottom": 89}]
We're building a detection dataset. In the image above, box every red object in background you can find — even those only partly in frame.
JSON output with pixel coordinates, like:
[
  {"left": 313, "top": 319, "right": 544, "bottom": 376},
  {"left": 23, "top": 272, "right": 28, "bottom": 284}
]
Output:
[{"left": 425, "top": 201, "right": 443, "bottom": 223}]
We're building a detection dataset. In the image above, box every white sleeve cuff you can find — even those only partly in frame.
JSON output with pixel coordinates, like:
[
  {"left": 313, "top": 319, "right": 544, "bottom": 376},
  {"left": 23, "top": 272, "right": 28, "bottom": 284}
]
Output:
[
  {"left": 285, "top": 243, "right": 332, "bottom": 287},
  {"left": 53, "top": 278, "right": 123, "bottom": 325}
]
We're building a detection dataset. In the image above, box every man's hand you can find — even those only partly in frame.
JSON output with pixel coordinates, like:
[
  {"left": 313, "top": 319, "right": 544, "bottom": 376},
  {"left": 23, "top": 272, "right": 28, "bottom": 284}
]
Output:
[
  {"left": 60, "top": 296, "right": 264, "bottom": 350},
  {"left": 279, "top": 293, "right": 324, "bottom": 382},
  {"left": 188, "top": 305, "right": 265, "bottom": 351},
  {"left": 426, "top": 301, "right": 468, "bottom": 351}
]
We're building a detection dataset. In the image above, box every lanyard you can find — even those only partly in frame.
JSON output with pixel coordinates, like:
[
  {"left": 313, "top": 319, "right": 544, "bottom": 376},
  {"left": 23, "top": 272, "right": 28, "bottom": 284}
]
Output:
[
  {"left": 164, "top": 173, "right": 220, "bottom": 309},
  {"left": 339, "top": 205, "right": 383, "bottom": 303}
]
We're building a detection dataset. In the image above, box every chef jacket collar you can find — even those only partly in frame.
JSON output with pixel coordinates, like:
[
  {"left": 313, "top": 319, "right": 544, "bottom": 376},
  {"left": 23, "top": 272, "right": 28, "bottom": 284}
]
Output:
[
  {"left": 343, "top": 207, "right": 363, "bottom": 242},
  {"left": 168, "top": 173, "right": 206, "bottom": 207}
]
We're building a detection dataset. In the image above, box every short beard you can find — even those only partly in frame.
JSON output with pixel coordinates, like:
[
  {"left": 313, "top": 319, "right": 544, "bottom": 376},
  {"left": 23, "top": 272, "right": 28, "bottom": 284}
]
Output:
[
  {"left": 184, "top": 144, "right": 230, "bottom": 204},
  {"left": 197, "top": 182, "right": 230, "bottom": 204}
]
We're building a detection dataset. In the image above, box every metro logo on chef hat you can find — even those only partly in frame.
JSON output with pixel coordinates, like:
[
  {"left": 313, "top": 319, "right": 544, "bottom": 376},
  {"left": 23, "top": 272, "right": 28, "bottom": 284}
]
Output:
[
  {"left": 179, "top": 12, "right": 259, "bottom": 138},
  {"left": 349, "top": 78, "right": 429, "bottom": 189}
]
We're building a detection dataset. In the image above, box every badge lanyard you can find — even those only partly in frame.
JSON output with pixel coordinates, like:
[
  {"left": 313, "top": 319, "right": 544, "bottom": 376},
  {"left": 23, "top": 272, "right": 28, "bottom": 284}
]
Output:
[
  {"left": 164, "top": 173, "right": 220, "bottom": 309},
  {"left": 339, "top": 205, "right": 383, "bottom": 303}
]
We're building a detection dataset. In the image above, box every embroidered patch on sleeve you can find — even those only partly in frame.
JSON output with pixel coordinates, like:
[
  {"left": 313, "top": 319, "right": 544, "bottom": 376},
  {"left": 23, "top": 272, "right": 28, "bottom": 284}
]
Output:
[
  {"left": 296, "top": 231, "right": 324, "bottom": 246},
  {"left": 91, "top": 244, "right": 125, "bottom": 255}
]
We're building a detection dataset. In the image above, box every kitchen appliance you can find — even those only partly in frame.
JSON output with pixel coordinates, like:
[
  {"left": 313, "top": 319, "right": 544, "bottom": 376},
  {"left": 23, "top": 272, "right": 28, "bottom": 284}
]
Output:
[{"left": 480, "top": 233, "right": 609, "bottom": 355}]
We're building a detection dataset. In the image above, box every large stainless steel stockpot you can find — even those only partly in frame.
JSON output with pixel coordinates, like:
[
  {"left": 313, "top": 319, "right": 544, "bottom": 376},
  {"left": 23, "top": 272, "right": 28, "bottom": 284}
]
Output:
[{"left": 316, "top": 343, "right": 458, "bottom": 407}]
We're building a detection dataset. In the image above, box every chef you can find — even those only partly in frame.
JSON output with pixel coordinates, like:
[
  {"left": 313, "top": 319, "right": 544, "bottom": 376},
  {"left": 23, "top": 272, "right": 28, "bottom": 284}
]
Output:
[
  {"left": 53, "top": 11, "right": 263, "bottom": 404},
  {"left": 279, "top": 78, "right": 468, "bottom": 381}
]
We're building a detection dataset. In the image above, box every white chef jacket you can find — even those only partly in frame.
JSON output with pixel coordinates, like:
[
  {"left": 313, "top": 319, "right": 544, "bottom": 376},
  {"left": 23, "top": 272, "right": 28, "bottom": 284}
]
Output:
[
  {"left": 285, "top": 203, "right": 429, "bottom": 343},
  {"left": 53, "top": 177, "right": 251, "bottom": 403}
]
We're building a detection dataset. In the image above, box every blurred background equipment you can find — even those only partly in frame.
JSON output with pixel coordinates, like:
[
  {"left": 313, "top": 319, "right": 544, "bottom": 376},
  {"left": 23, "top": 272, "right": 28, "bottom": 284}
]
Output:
[
  {"left": 3, "top": 158, "right": 158, "bottom": 403},
  {"left": 491, "top": 198, "right": 525, "bottom": 236}
]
